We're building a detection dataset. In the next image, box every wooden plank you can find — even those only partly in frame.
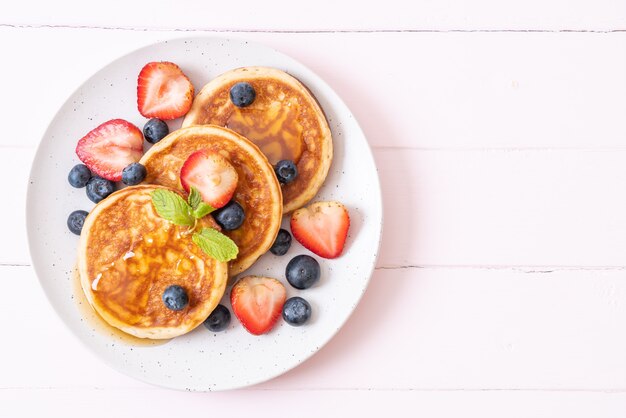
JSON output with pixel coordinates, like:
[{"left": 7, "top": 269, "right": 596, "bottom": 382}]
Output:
[
  {"left": 4, "top": 148, "right": 31, "bottom": 265},
  {"left": 375, "top": 147, "right": 626, "bottom": 267},
  {"left": 2, "top": 0, "right": 625, "bottom": 31},
  {"left": 8, "top": 265, "right": 626, "bottom": 390},
  {"left": 3, "top": 388, "right": 626, "bottom": 418},
  {"left": 12, "top": 147, "right": 626, "bottom": 267},
  {"left": 4, "top": 28, "right": 626, "bottom": 149}
]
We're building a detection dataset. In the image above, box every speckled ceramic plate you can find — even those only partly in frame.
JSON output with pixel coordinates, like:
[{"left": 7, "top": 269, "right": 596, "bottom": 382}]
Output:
[{"left": 26, "top": 37, "right": 382, "bottom": 391}]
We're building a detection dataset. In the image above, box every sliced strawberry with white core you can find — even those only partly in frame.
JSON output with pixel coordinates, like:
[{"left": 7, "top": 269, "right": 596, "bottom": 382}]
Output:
[
  {"left": 75, "top": 119, "right": 143, "bottom": 181},
  {"left": 180, "top": 150, "right": 238, "bottom": 209},
  {"left": 231, "top": 276, "right": 286, "bottom": 335},
  {"left": 290, "top": 201, "right": 350, "bottom": 259},
  {"left": 137, "top": 61, "right": 194, "bottom": 120}
]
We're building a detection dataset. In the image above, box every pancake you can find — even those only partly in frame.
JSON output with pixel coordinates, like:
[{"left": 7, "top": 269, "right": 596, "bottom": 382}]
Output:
[
  {"left": 139, "top": 125, "right": 282, "bottom": 276},
  {"left": 182, "top": 66, "right": 333, "bottom": 213},
  {"left": 78, "top": 185, "right": 228, "bottom": 339}
]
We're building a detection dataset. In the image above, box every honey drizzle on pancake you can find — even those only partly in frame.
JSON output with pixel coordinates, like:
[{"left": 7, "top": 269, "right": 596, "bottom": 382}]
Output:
[
  {"left": 140, "top": 127, "right": 283, "bottom": 276},
  {"left": 183, "top": 67, "right": 333, "bottom": 213},
  {"left": 225, "top": 99, "right": 304, "bottom": 165},
  {"left": 72, "top": 266, "right": 170, "bottom": 346},
  {"left": 79, "top": 186, "right": 228, "bottom": 338}
]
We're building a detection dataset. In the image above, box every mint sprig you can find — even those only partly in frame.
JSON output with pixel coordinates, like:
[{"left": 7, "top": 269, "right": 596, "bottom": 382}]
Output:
[
  {"left": 192, "top": 202, "right": 214, "bottom": 219},
  {"left": 187, "top": 187, "right": 204, "bottom": 210},
  {"left": 150, "top": 188, "right": 236, "bottom": 262},
  {"left": 151, "top": 189, "right": 194, "bottom": 227},
  {"left": 188, "top": 186, "right": 215, "bottom": 219},
  {"left": 192, "top": 228, "right": 239, "bottom": 262}
]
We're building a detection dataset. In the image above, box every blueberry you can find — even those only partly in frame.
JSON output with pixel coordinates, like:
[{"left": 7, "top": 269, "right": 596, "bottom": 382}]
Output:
[
  {"left": 203, "top": 304, "right": 231, "bottom": 332},
  {"left": 68, "top": 164, "right": 92, "bottom": 188},
  {"left": 270, "top": 229, "right": 292, "bottom": 256},
  {"left": 213, "top": 201, "right": 245, "bottom": 230},
  {"left": 86, "top": 176, "right": 115, "bottom": 203},
  {"left": 229, "top": 82, "right": 256, "bottom": 107},
  {"left": 285, "top": 255, "right": 320, "bottom": 290},
  {"left": 143, "top": 118, "right": 169, "bottom": 144},
  {"left": 67, "top": 210, "right": 88, "bottom": 235},
  {"left": 121, "top": 163, "right": 147, "bottom": 186},
  {"left": 282, "top": 297, "right": 312, "bottom": 326},
  {"left": 162, "top": 285, "right": 189, "bottom": 311},
  {"left": 274, "top": 160, "right": 298, "bottom": 184}
]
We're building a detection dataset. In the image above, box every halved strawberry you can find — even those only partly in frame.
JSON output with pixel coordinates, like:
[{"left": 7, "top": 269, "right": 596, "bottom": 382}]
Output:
[
  {"left": 231, "top": 276, "right": 286, "bottom": 335},
  {"left": 137, "top": 61, "right": 194, "bottom": 120},
  {"left": 291, "top": 201, "right": 350, "bottom": 259},
  {"left": 75, "top": 119, "right": 143, "bottom": 181},
  {"left": 180, "top": 150, "right": 238, "bottom": 209}
]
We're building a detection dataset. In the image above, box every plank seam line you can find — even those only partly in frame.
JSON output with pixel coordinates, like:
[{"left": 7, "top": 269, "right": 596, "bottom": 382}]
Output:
[
  {"left": 2, "top": 387, "right": 626, "bottom": 393},
  {"left": 375, "top": 265, "right": 626, "bottom": 273},
  {"left": 11, "top": 145, "right": 626, "bottom": 153},
  {"left": 1, "top": 24, "right": 626, "bottom": 33},
  {"left": 5, "top": 263, "right": 626, "bottom": 272},
  {"left": 372, "top": 146, "right": 626, "bottom": 152}
]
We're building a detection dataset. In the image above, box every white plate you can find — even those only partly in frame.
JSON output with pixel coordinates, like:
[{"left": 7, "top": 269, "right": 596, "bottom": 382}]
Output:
[{"left": 26, "top": 37, "right": 382, "bottom": 391}]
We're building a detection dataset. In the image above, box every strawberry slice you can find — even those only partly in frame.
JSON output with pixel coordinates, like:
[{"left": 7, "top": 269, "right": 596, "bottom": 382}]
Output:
[
  {"left": 231, "top": 276, "right": 286, "bottom": 335},
  {"left": 291, "top": 201, "right": 350, "bottom": 259},
  {"left": 137, "top": 61, "right": 194, "bottom": 120},
  {"left": 180, "top": 150, "right": 238, "bottom": 209},
  {"left": 75, "top": 119, "right": 143, "bottom": 182}
]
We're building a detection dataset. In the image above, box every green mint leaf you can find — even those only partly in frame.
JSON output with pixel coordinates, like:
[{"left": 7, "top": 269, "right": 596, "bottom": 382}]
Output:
[
  {"left": 192, "top": 202, "right": 215, "bottom": 219},
  {"left": 192, "top": 228, "right": 239, "bottom": 262},
  {"left": 188, "top": 186, "right": 203, "bottom": 210},
  {"left": 150, "top": 189, "right": 194, "bottom": 227},
  {"left": 187, "top": 186, "right": 215, "bottom": 219}
]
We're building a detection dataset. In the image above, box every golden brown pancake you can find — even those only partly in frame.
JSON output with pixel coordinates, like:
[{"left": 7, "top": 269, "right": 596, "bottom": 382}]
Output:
[
  {"left": 183, "top": 66, "right": 333, "bottom": 213},
  {"left": 139, "top": 125, "right": 282, "bottom": 276},
  {"left": 78, "top": 185, "right": 228, "bottom": 339}
]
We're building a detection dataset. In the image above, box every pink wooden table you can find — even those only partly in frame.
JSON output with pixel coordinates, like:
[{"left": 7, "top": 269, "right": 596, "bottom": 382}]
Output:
[{"left": 4, "top": 1, "right": 626, "bottom": 416}]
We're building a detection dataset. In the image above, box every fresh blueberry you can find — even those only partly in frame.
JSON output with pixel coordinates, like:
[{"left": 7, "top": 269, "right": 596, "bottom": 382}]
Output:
[
  {"left": 143, "top": 118, "right": 169, "bottom": 144},
  {"left": 285, "top": 254, "right": 320, "bottom": 290},
  {"left": 213, "top": 201, "right": 245, "bottom": 230},
  {"left": 282, "top": 297, "right": 312, "bottom": 326},
  {"left": 229, "top": 82, "right": 256, "bottom": 107},
  {"left": 86, "top": 176, "right": 115, "bottom": 203},
  {"left": 121, "top": 163, "right": 147, "bottom": 186},
  {"left": 203, "top": 304, "right": 231, "bottom": 332},
  {"left": 270, "top": 229, "right": 292, "bottom": 256},
  {"left": 68, "top": 164, "right": 92, "bottom": 188},
  {"left": 67, "top": 210, "right": 88, "bottom": 235},
  {"left": 162, "top": 285, "right": 189, "bottom": 311},
  {"left": 274, "top": 160, "right": 298, "bottom": 184}
]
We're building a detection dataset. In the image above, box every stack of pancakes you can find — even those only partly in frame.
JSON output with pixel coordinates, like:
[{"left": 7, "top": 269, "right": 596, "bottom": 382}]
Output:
[{"left": 78, "top": 67, "right": 333, "bottom": 339}]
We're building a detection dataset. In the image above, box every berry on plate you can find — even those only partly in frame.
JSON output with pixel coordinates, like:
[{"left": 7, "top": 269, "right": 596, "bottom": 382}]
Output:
[
  {"left": 68, "top": 164, "right": 92, "bottom": 188},
  {"left": 67, "top": 210, "right": 88, "bottom": 235},
  {"left": 121, "top": 162, "right": 147, "bottom": 186},
  {"left": 285, "top": 254, "right": 320, "bottom": 289},
  {"left": 270, "top": 228, "right": 292, "bottom": 256},
  {"left": 212, "top": 201, "right": 245, "bottom": 230},
  {"left": 231, "top": 276, "right": 286, "bottom": 335},
  {"left": 137, "top": 62, "right": 194, "bottom": 120},
  {"left": 143, "top": 118, "right": 169, "bottom": 144},
  {"left": 203, "top": 304, "right": 231, "bottom": 332},
  {"left": 291, "top": 201, "right": 350, "bottom": 259},
  {"left": 162, "top": 285, "right": 189, "bottom": 311},
  {"left": 180, "top": 150, "right": 238, "bottom": 209},
  {"left": 274, "top": 160, "right": 298, "bottom": 184},
  {"left": 229, "top": 82, "right": 256, "bottom": 107},
  {"left": 282, "top": 297, "right": 312, "bottom": 326},
  {"left": 86, "top": 176, "right": 115, "bottom": 203},
  {"left": 75, "top": 119, "right": 144, "bottom": 182}
]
